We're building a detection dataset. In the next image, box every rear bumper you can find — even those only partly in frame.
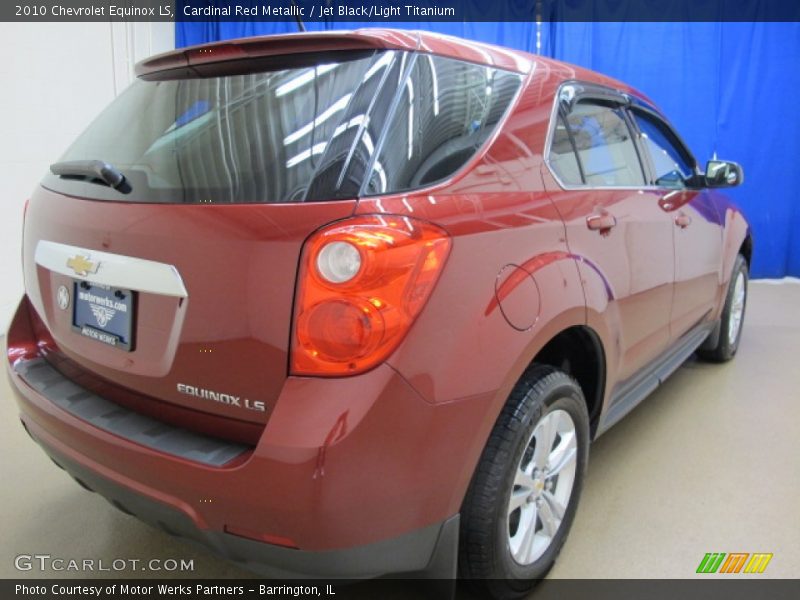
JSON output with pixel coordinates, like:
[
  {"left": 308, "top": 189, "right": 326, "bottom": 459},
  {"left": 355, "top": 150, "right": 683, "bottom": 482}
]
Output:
[
  {"left": 5, "top": 297, "right": 491, "bottom": 578},
  {"left": 20, "top": 420, "right": 458, "bottom": 578}
]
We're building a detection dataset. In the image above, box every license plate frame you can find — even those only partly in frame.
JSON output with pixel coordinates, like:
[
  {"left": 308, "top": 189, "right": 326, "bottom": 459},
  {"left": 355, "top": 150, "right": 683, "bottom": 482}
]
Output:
[{"left": 72, "top": 281, "right": 136, "bottom": 351}]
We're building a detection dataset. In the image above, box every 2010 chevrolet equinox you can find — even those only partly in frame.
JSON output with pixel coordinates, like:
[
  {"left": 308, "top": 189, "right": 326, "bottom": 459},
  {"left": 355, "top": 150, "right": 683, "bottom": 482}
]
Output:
[{"left": 5, "top": 30, "right": 750, "bottom": 598}]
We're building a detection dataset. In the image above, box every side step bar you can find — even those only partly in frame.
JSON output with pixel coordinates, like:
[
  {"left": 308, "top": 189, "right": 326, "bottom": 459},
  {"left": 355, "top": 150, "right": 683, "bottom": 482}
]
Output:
[{"left": 596, "top": 322, "right": 715, "bottom": 436}]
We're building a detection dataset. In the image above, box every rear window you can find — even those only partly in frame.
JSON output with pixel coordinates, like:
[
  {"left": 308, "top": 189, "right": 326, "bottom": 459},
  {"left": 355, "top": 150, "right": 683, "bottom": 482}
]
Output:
[{"left": 44, "top": 51, "right": 522, "bottom": 204}]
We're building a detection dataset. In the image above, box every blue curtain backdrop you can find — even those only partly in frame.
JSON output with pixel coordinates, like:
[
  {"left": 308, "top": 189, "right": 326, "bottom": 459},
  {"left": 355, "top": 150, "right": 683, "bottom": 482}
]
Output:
[{"left": 175, "top": 20, "right": 800, "bottom": 279}]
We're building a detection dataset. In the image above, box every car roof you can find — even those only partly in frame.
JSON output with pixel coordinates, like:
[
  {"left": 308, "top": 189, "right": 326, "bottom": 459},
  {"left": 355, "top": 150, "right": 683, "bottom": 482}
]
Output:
[{"left": 135, "top": 28, "right": 655, "bottom": 108}]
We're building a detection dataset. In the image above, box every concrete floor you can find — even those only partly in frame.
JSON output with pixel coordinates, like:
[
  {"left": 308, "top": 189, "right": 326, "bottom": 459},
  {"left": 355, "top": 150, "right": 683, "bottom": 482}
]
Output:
[{"left": 1, "top": 281, "right": 798, "bottom": 584}]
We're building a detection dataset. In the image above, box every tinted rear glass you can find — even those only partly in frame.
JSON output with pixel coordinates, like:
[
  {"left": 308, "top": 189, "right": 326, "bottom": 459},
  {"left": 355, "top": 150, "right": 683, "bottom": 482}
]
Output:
[
  {"left": 44, "top": 50, "right": 521, "bottom": 204},
  {"left": 363, "top": 54, "right": 523, "bottom": 195},
  {"left": 45, "top": 51, "right": 388, "bottom": 204}
]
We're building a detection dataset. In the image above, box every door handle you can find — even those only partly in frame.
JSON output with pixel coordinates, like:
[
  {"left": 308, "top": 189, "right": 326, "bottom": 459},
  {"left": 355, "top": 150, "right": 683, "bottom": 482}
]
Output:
[
  {"left": 675, "top": 213, "right": 692, "bottom": 228},
  {"left": 586, "top": 211, "right": 617, "bottom": 235}
]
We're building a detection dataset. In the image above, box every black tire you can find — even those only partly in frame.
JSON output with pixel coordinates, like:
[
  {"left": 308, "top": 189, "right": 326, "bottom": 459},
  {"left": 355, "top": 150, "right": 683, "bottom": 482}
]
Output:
[
  {"left": 698, "top": 254, "right": 748, "bottom": 362},
  {"left": 458, "top": 365, "right": 590, "bottom": 599}
]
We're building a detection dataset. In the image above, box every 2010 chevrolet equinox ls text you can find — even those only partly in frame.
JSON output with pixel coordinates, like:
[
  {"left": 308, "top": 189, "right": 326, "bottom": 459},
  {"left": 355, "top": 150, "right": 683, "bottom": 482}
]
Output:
[{"left": 5, "top": 30, "right": 750, "bottom": 598}]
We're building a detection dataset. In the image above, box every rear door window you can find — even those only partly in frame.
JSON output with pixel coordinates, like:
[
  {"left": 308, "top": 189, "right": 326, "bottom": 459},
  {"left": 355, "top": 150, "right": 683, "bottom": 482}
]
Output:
[
  {"left": 562, "top": 101, "right": 645, "bottom": 187},
  {"left": 548, "top": 113, "right": 583, "bottom": 185}
]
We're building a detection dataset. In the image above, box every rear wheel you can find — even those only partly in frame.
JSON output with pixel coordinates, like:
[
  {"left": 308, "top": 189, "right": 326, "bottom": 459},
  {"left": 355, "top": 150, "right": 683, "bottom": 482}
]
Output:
[
  {"left": 459, "top": 365, "right": 589, "bottom": 599},
  {"left": 698, "top": 254, "right": 748, "bottom": 362}
]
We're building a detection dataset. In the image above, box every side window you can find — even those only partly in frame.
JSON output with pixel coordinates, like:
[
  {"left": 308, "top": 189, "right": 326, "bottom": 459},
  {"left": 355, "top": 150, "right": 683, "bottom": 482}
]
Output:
[
  {"left": 362, "top": 54, "right": 523, "bottom": 195},
  {"left": 306, "top": 52, "right": 405, "bottom": 201},
  {"left": 631, "top": 110, "right": 694, "bottom": 188},
  {"left": 549, "top": 114, "right": 583, "bottom": 185},
  {"left": 564, "top": 101, "right": 645, "bottom": 187}
]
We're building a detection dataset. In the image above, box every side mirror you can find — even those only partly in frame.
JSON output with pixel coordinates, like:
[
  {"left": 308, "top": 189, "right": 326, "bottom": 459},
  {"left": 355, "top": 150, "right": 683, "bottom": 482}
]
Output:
[{"left": 705, "top": 160, "right": 744, "bottom": 188}]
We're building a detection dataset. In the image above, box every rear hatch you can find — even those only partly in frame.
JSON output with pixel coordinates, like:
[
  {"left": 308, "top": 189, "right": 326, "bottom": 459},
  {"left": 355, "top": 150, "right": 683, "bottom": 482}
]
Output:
[{"left": 22, "top": 47, "right": 409, "bottom": 443}]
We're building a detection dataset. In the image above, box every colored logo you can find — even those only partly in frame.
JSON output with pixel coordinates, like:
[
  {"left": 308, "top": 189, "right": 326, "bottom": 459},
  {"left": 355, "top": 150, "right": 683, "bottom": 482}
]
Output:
[
  {"left": 66, "top": 254, "right": 99, "bottom": 277},
  {"left": 697, "top": 552, "right": 773, "bottom": 574}
]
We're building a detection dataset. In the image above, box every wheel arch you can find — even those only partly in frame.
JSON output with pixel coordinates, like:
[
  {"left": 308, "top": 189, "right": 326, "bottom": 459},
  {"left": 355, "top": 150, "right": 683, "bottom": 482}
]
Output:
[
  {"left": 720, "top": 207, "right": 751, "bottom": 285},
  {"left": 482, "top": 315, "right": 609, "bottom": 454},
  {"left": 740, "top": 232, "right": 753, "bottom": 268},
  {"left": 528, "top": 325, "right": 607, "bottom": 437}
]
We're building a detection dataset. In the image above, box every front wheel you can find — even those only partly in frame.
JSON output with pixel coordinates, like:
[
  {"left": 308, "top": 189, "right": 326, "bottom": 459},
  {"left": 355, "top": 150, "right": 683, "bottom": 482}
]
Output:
[
  {"left": 698, "top": 254, "right": 748, "bottom": 362},
  {"left": 459, "top": 365, "right": 589, "bottom": 599}
]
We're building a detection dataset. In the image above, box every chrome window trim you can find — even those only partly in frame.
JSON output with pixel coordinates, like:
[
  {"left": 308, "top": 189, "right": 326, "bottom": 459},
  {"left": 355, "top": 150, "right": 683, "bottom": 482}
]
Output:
[{"left": 35, "top": 240, "right": 188, "bottom": 298}]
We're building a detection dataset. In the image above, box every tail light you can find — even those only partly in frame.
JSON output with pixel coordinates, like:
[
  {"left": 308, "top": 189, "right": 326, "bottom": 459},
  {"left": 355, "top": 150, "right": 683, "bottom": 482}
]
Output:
[{"left": 291, "top": 215, "right": 451, "bottom": 376}]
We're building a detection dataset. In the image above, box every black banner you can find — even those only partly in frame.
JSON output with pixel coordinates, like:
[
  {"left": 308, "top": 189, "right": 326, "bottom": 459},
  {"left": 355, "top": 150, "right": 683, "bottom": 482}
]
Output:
[
  {"left": 2, "top": 0, "right": 800, "bottom": 23},
  {"left": 4, "top": 579, "right": 800, "bottom": 600}
]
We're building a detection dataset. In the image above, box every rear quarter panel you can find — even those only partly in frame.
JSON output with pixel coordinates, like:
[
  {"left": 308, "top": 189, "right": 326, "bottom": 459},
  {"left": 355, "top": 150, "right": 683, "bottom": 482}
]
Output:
[{"left": 355, "top": 59, "right": 594, "bottom": 508}]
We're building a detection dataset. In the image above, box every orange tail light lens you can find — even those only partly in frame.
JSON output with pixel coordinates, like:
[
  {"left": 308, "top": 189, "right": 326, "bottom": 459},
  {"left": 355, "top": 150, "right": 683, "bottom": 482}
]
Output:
[{"left": 291, "top": 215, "right": 451, "bottom": 376}]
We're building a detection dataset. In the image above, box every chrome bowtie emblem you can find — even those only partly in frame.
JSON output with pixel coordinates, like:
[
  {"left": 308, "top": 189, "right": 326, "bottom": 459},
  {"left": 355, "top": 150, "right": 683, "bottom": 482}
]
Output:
[
  {"left": 66, "top": 254, "right": 99, "bottom": 277},
  {"left": 56, "top": 285, "right": 70, "bottom": 311}
]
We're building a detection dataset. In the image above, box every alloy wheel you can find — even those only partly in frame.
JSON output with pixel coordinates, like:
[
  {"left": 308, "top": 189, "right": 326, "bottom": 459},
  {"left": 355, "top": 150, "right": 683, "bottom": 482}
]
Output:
[
  {"left": 728, "top": 271, "right": 746, "bottom": 343},
  {"left": 507, "top": 408, "right": 578, "bottom": 565}
]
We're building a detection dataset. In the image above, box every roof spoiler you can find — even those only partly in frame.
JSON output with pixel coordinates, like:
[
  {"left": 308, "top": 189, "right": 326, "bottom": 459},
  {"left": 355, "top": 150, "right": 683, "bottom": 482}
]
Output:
[{"left": 134, "top": 30, "right": 421, "bottom": 78}]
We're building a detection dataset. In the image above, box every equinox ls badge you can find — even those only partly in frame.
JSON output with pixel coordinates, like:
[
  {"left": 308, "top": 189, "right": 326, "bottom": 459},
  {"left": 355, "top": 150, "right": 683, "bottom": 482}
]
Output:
[
  {"left": 66, "top": 254, "right": 99, "bottom": 277},
  {"left": 176, "top": 383, "right": 266, "bottom": 413}
]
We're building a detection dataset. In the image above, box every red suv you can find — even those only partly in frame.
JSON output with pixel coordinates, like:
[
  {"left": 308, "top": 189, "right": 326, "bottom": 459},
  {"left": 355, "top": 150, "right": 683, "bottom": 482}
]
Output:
[{"left": 5, "top": 30, "right": 750, "bottom": 596}]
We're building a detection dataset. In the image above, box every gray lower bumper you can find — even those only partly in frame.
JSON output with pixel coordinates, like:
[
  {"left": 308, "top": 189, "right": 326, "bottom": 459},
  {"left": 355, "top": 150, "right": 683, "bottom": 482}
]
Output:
[{"left": 27, "top": 428, "right": 459, "bottom": 580}]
